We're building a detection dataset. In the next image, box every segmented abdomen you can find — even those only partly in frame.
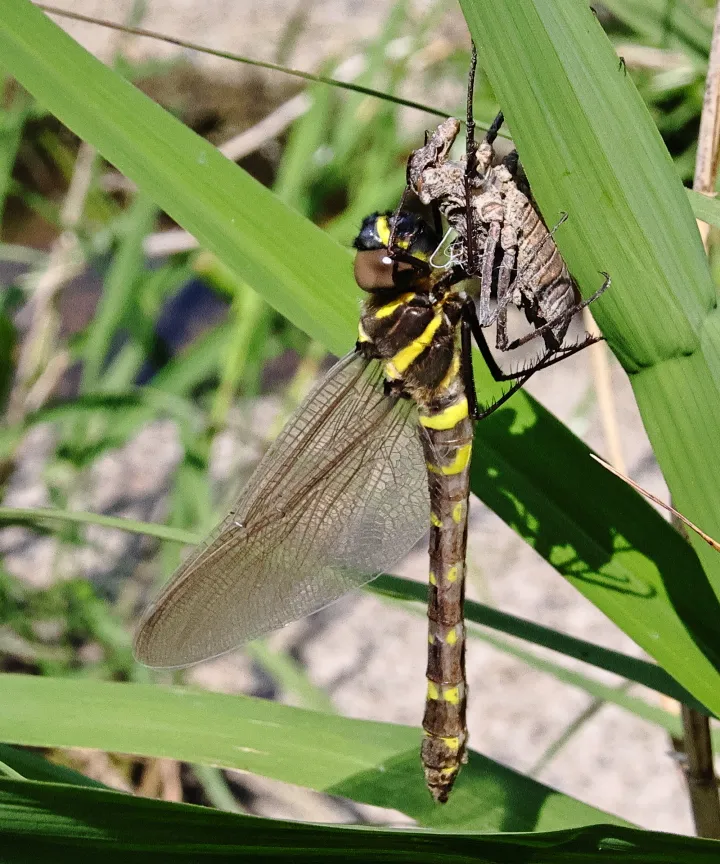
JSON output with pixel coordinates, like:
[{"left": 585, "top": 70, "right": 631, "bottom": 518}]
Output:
[
  {"left": 515, "top": 193, "right": 577, "bottom": 343},
  {"left": 359, "top": 284, "right": 471, "bottom": 802},
  {"left": 418, "top": 388, "right": 473, "bottom": 803}
]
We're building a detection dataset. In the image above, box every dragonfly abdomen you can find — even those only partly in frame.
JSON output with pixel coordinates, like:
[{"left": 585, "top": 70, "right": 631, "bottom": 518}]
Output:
[
  {"left": 418, "top": 387, "right": 472, "bottom": 803},
  {"left": 355, "top": 210, "right": 472, "bottom": 802}
]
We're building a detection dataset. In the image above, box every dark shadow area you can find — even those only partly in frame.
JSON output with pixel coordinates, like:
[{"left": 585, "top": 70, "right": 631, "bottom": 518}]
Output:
[
  {"left": 471, "top": 396, "right": 720, "bottom": 679},
  {"left": 327, "top": 746, "right": 625, "bottom": 833}
]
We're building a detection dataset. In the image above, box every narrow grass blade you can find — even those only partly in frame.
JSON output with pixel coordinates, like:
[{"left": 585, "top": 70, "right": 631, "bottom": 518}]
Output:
[
  {"left": 0, "top": 506, "right": 196, "bottom": 544},
  {"left": 0, "top": 501, "right": 712, "bottom": 712},
  {"left": 36, "top": 3, "right": 451, "bottom": 120},
  {"left": 371, "top": 574, "right": 710, "bottom": 713},
  {"left": 81, "top": 193, "right": 158, "bottom": 392}
]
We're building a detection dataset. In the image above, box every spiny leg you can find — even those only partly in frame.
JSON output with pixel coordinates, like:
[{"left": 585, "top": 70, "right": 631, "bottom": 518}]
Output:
[
  {"left": 462, "top": 299, "right": 503, "bottom": 380},
  {"left": 466, "top": 41, "right": 478, "bottom": 160},
  {"left": 460, "top": 306, "right": 481, "bottom": 419},
  {"left": 472, "top": 374, "right": 533, "bottom": 420},
  {"left": 465, "top": 43, "right": 479, "bottom": 276},
  {"left": 463, "top": 296, "right": 604, "bottom": 384},
  {"left": 464, "top": 41, "right": 504, "bottom": 276},
  {"left": 504, "top": 272, "right": 610, "bottom": 352},
  {"left": 463, "top": 296, "right": 531, "bottom": 385},
  {"left": 465, "top": 41, "right": 506, "bottom": 160},
  {"left": 495, "top": 303, "right": 510, "bottom": 354},
  {"left": 529, "top": 334, "right": 605, "bottom": 370},
  {"left": 460, "top": 308, "right": 531, "bottom": 421}
]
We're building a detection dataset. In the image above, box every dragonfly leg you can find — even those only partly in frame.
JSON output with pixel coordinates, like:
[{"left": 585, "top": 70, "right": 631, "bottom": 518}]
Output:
[
  {"left": 504, "top": 272, "right": 610, "bottom": 352},
  {"left": 460, "top": 309, "right": 480, "bottom": 419},
  {"left": 462, "top": 297, "right": 510, "bottom": 382},
  {"left": 461, "top": 301, "right": 532, "bottom": 421}
]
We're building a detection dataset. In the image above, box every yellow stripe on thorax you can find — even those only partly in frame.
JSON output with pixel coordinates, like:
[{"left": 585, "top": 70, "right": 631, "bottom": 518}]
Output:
[
  {"left": 385, "top": 311, "right": 443, "bottom": 380},
  {"left": 375, "top": 215, "right": 391, "bottom": 247},
  {"left": 374, "top": 291, "right": 416, "bottom": 319},
  {"left": 357, "top": 321, "right": 371, "bottom": 343},
  {"left": 419, "top": 396, "right": 468, "bottom": 430},
  {"left": 427, "top": 442, "right": 472, "bottom": 476}
]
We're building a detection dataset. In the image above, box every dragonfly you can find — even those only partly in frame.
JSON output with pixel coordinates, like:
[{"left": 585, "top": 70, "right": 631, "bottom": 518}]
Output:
[
  {"left": 133, "top": 202, "right": 536, "bottom": 801},
  {"left": 135, "top": 65, "right": 598, "bottom": 802}
]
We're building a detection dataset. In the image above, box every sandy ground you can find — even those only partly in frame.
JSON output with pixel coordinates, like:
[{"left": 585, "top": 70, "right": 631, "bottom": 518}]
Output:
[{"left": 5, "top": 0, "right": 703, "bottom": 834}]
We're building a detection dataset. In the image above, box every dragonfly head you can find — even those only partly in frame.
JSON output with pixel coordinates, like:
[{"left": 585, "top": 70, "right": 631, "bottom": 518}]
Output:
[{"left": 353, "top": 211, "right": 439, "bottom": 292}]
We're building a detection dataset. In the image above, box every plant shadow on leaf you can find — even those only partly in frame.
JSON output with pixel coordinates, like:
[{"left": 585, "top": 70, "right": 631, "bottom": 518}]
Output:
[
  {"left": 327, "top": 747, "right": 629, "bottom": 832},
  {"left": 471, "top": 399, "right": 720, "bottom": 686},
  {"left": 4, "top": 778, "right": 720, "bottom": 863}
]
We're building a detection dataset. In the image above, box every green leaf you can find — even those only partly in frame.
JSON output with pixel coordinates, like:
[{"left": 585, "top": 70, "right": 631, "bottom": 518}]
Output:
[
  {"left": 0, "top": 310, "right": 15, "bottom": 414},
  {"left": 459, "top": 0, "right": 720, "bottom": 712},
  {"left": 687, "top": 188, "right": 720, "bottom": 230},
  {"left": 0, "top": 674, "right": 625, "bottom": 831},
  {"left": 0, "top": 80, "right": 30, "bottom": 226},
  {"left": 0, "top": 744, "right": 107, "bottom": 789},
  {"left": 472, "top": 629, "right": 684, "bottom": 738},
  {"left": 3, "top": 777, "right": 720, "bottom": 862},
  {"left": 0, "top": 0, "right": 356, "bottom": 358},
  {"left": 80, "top": 193, "right": 158, "bottom": 392}
]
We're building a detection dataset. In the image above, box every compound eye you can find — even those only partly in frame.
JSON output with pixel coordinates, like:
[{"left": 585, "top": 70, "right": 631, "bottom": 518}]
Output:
[{"left": 354, "top": 248, "right": 395, "bottom": 291}]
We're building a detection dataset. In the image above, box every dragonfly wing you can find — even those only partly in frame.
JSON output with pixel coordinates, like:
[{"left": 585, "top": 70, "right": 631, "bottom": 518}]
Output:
[{"left": 134, "top": 352, "right": 430, "bottom": 667}]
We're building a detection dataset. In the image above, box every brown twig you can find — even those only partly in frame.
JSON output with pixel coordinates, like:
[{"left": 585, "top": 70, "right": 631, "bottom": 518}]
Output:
[
  {"left": 680, "top": 703, "right": 720, "bottom": 837},
  {"left": 694, "top": 5, "right": 720, "bottom": 250},
  {"left": 675, "top": 495, "right": 720, "bottom": 837}
]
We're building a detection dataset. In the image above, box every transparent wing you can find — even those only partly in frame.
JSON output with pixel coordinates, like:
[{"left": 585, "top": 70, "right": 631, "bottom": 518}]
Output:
[{"left": 134, "top": 352, "right": 430, "bottom": 667}]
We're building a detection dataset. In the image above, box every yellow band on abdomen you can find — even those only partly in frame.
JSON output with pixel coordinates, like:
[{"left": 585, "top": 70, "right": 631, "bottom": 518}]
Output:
[
  {"left": 427, "top": 442, "right": 472, "bottom": 476},
  {"left": 419, "top": 397, "right": 469, "bottom": 430}
]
